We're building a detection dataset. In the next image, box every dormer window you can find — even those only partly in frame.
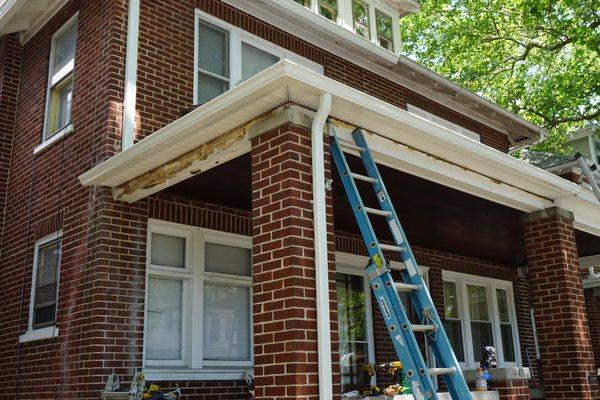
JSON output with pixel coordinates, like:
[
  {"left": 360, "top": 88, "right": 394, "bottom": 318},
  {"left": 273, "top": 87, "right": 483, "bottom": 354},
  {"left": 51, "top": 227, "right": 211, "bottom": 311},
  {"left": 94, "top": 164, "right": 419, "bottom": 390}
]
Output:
[{"left": 290, "top": 0, "right": 400, "bottom": 54}]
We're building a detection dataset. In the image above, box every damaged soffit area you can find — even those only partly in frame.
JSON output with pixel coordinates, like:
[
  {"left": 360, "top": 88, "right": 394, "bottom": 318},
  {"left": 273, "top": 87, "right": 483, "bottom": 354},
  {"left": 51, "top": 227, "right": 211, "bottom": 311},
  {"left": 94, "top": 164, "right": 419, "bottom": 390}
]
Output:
[{"left": 78, "top": 60, "right": 600, "bottom": 236}]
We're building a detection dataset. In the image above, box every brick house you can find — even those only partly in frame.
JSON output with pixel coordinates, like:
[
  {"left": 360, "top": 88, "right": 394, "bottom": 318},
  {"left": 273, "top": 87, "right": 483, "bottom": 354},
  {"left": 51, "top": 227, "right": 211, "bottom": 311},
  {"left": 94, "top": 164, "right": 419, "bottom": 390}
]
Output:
[{"left": 0, "top": 1, "right": 599, "bottom": 399}]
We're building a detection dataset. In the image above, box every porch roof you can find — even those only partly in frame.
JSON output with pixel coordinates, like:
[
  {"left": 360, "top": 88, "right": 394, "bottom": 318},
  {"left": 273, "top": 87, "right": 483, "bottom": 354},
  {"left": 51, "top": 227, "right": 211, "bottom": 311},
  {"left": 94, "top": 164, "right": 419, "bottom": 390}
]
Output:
[{"left": 78, "top": 60, "right": 600, "bottom": 236}]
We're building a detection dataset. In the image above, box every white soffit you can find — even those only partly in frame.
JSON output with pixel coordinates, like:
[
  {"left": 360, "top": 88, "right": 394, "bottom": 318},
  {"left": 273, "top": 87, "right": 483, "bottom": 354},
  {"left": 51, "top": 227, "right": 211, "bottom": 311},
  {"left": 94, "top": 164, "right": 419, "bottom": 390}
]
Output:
[
  {"left": 80, "top": 61, "right": 591, "bottom": 213},
  {"left": 0, "top": 0, "right": 69, "bottom": 42}
]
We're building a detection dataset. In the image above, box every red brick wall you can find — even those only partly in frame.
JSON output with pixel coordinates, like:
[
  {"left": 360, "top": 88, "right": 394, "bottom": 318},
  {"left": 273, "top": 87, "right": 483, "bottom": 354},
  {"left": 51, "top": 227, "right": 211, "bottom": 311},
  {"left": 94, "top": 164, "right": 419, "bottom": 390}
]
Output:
[
  {"left": 250, "top": 122, "right": 340, "bottom": 399},
  {"left": 133, "top": 0, "right": 508, "bottom": 152},
  {"left": 0, "top": 0, "right": 128, "bottom": 398},
  {"left": 0, "top": 33, "right": 21, "bottom": 235},
  {"left": 521, "top": 207, "right": 599, "bottom": 399}
]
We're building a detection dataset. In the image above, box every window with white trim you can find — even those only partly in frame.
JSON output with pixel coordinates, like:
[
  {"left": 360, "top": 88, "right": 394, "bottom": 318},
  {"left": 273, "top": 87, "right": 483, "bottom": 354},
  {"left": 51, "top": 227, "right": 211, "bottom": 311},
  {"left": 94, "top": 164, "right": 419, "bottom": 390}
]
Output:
[
  {"left": 144, "top": 221, "right": 252, "bottom": 376},
  {"left": 44, "top": 15, "right": 78, "bottom": 141},
  {"left": 194, "top": 10, "right": 323, "bottom": 105},
  {"left": 291, "top": 0, "right": 401, "bottom": 53},
  {"left": 442, "top": 271, "right": 520, "bottom": 368},
  {"left": 29, "top": 232, "right": 62, "bottom": 331}
]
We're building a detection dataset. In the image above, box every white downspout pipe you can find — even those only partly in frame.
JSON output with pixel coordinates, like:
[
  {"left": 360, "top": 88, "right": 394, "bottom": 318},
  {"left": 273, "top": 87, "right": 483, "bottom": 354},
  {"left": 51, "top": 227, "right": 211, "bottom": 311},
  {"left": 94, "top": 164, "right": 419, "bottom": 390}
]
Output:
[
  {"left": 312, "top": 92, "right": 333, "bottom": 399},
  {"left": 122, "top": 0, "right": 141, "bottom": 150}
]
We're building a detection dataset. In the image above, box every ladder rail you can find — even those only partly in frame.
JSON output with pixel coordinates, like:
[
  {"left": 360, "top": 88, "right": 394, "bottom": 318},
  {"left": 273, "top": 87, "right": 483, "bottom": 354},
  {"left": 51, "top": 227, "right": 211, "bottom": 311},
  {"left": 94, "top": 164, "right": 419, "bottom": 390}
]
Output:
[
  {"left": 351, "top": 129, "right": 472, "bottom": 400},
  {"left": 330, "top": 131, "right": 439, "bottom": 399}
]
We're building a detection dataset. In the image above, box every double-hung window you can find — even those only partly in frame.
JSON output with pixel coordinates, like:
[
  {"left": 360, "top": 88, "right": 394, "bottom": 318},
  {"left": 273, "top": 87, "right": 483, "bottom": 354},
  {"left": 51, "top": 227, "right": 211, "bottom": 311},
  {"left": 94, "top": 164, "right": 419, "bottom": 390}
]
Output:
[
  {"left": 442, "top": 271, "right": 520, "bottom": 367},
  {"left": 194, "top": 10, "right": 322, "bottom": 105},
  {"left": 43, "top": 14, "right": 78, "bottom": 143},
  {"left": 144, "top": 221, "right": 252, "bottom": 378},
  {"left": 19, "top": 231, "right": 62, "bottom": 343}
]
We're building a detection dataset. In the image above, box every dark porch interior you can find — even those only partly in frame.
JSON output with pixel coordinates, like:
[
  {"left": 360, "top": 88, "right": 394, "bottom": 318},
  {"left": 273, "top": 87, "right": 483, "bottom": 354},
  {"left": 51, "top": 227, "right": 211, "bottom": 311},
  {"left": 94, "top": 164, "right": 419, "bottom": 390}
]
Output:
[{"left": 164, "top": 153, "right": 599, "bottom": 266}]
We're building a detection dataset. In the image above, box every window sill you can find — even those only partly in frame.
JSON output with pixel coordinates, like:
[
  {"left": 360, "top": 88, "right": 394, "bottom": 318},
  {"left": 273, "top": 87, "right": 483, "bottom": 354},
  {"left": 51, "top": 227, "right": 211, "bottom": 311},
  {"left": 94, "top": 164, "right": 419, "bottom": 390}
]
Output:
[
  {"left": 34, "top": 124, "right": 73, "bottom": 155},
  {"left": 142, "top": 367, "right": 251, "bottom": 381},
  {"left": 19, "top": 326, "right": 59, "bottom": 343}
]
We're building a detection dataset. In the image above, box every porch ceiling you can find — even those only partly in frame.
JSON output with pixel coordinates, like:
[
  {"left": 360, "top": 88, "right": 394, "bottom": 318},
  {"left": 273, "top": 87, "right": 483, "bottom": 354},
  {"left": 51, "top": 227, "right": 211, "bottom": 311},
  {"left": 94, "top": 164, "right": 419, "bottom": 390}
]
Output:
[{"left": 78, "top": 60, "right": 600, "bottom": 236}]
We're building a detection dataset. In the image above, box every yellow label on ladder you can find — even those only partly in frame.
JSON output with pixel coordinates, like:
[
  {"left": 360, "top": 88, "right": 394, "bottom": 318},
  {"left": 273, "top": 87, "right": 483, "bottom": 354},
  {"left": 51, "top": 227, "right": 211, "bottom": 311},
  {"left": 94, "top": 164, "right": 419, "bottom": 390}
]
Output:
[{"left": 374, "top": 254, "right": 383, "bottom": 268}]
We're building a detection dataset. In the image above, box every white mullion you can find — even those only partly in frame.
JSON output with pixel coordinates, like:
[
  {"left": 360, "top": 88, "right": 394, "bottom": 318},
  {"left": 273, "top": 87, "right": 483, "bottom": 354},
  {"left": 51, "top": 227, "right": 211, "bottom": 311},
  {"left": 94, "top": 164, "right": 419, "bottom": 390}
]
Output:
[
  {"left": 392, "top": 13, "right": 400, "bottom": 54},
  {"left": 311, "top": 0, "right": 319, "bottom": 14},
  {"left": 191, "top": 230, "right": 204, "bottom": 369},
  {"left": 489, "top": 285, "right": 505, "bottom": 365},
  {"left": 507, "top": 286, "right": 522, "bottom": 367},
  {"left": 230, "top": 27, "right": 241, "bottom": 87},
  {"left": 367, "top": 3, "right": 377, "bottom": 45},
  {"left": 459, "top": 278, "right": 475, "bottom": 367}
]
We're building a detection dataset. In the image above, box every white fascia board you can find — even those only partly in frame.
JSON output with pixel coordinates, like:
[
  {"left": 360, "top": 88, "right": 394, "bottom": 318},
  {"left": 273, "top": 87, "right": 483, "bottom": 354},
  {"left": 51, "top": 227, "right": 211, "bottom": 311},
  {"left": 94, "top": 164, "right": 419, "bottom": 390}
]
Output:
[
  {"left": 78, "top": 64, "right": 288, "bottom": 187},
  {"left": 555, "top": 190, "right": 600, "bottom": 237},
  {"left": 332, "top": 125, "right": 552, "bottom": 212},
  {"left": 281, "top": 62, "right": 577, "bottom": 199},
  {"left": 80, "top": 60, "right": 581, "bottom": 208}
]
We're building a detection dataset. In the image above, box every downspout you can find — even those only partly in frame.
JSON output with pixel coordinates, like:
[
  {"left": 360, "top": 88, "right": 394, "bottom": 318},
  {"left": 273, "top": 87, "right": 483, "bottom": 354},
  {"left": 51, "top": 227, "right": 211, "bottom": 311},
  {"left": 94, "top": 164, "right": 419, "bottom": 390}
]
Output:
[
  {"left": 312, "top": 92, "right": 333, "bottom": 399},
  {"left": 122, "top": 0, "right": 141, "bottom": 150}
]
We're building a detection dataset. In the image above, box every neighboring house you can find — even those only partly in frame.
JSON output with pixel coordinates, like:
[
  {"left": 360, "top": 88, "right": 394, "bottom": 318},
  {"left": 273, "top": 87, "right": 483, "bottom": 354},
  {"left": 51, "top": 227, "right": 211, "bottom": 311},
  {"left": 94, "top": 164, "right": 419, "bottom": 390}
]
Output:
[{"left": 0, "top": 1, "right": 599, "bottom": 400}]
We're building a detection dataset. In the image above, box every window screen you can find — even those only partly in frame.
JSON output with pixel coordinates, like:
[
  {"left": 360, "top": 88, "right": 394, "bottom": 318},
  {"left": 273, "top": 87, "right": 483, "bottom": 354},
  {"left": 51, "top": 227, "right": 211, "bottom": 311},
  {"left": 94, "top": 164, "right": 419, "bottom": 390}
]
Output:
[{"left": 146, "top": 277, "right": 184, "bottom": 360}]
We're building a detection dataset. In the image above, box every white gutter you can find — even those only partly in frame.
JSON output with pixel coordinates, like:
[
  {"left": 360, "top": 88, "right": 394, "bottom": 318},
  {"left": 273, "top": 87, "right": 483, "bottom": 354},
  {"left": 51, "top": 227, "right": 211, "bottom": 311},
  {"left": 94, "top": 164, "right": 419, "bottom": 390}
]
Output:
[
  {"left": 312, "top": 92, "right": 333, "bottom": 399},
  {"left": 122, "top": 0, "right": 141, "bottom": 150}
]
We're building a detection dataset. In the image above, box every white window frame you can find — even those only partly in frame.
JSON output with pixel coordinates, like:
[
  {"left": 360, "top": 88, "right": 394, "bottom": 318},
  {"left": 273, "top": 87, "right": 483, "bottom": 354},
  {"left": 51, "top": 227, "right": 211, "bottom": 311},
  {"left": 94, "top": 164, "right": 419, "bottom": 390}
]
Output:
[
  {"left": 143, "top": 219, "right": 253, "bottom": 380},
  {"left": 193, "top": 9, "right": 323, "bottom": 105},
  {"left": 40, "top": 13, "right": 78, "bottom": 151},
  {"left": 19, "top": 230, "right": 62, "bottom": 344},
  {"left": 335, "top": 252, "right": 432, "bottom": 388},
  {"left": 295, "top": 0, "right": 401, "bottom": 54},
  {"left": 442, "top": 270, "right": 521, "bottom": 369}
]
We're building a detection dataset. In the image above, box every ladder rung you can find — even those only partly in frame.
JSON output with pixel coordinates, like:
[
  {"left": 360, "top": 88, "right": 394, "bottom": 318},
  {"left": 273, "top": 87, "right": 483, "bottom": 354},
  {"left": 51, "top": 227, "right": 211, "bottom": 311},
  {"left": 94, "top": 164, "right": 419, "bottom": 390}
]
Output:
[
  {"left": 428, "top": 367, "right": 456, "bottom": 376},
  {"left": 364, "top": 207, "right": 391, "bottom": 217},
  {"left": 350, "top": 172, "right": 377, "bottom": 183},
  {"left": 411, "top": 324, "right": 435, "bottom": 333},
  {"left": 380, "top": 243, "right": 406, "bottom": 253},
  {"left": 338, "top": 138, "right": 365, "bottom": 153},
  {"left": 394, "top": 282, "right": 421, "bottom": 292}
]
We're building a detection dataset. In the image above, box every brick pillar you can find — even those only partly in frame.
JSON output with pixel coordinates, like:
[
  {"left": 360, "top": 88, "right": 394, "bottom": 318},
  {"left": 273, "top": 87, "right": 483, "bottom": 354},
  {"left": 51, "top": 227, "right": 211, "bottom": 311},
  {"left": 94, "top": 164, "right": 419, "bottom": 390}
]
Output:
[
  {"left": 251, "top": 122, "right": 339, "bottom": 399},
  {"left": 0, "top": 33, "right": 21, "bottom": 235},
  {"left": 521, "top": 207, "right": 599, "bottom": 399},
  {"left": 495, "top": 379, "right": 531, "bottom": 400}
]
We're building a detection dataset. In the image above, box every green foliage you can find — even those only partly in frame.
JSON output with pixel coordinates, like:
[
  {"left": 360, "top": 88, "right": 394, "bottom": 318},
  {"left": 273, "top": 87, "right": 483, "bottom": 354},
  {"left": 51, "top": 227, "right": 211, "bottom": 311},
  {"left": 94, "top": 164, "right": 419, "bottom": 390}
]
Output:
[{"left": 401, "top": 0, "right": 599, "bottom": 154}]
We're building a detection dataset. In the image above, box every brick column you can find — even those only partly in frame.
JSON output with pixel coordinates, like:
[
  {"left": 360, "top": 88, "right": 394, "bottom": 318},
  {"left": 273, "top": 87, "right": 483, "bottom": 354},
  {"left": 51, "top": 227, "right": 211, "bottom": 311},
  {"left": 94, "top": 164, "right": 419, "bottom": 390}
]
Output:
[
  {"left": 521, "top": 207, "right": 599, "bottom": 399},
  {"left": 251, "top": 122, "right": 339, "bottom": 399},
  {"left": 494, "top": 379, "right": 531, "bottom": 400},
  {"left": 0, "top": 33, "right": 21, "bottom": 236}
]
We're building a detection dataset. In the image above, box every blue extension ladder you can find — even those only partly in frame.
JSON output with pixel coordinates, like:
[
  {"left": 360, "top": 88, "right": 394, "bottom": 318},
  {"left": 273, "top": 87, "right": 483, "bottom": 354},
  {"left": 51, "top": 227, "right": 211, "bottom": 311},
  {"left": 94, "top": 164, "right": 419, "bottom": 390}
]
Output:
[{"left": 329, "top": 126, "right": 473, "bottom": 400}]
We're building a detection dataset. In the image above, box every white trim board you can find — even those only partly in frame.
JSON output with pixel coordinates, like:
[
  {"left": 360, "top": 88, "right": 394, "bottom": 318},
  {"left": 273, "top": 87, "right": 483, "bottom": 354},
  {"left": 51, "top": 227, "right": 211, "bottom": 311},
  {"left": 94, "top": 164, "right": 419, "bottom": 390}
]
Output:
[{"left": 78, "top": 61, "right": 600, "bottom": 232}]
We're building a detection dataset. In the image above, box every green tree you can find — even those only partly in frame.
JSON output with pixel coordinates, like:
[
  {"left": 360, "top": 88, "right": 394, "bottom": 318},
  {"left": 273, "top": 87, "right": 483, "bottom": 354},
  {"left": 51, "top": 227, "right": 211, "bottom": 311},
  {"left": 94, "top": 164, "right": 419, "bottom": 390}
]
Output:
[{"left": 401, "top": 0, "right": 599, "bottom": 154}]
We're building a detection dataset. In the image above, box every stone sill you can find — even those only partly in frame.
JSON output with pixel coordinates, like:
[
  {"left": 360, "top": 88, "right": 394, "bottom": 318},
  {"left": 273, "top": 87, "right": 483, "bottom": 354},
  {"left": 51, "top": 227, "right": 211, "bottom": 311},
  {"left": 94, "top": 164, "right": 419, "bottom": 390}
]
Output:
[{"left": 462, "top": 367, "right": 531, "bottom": 382}]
